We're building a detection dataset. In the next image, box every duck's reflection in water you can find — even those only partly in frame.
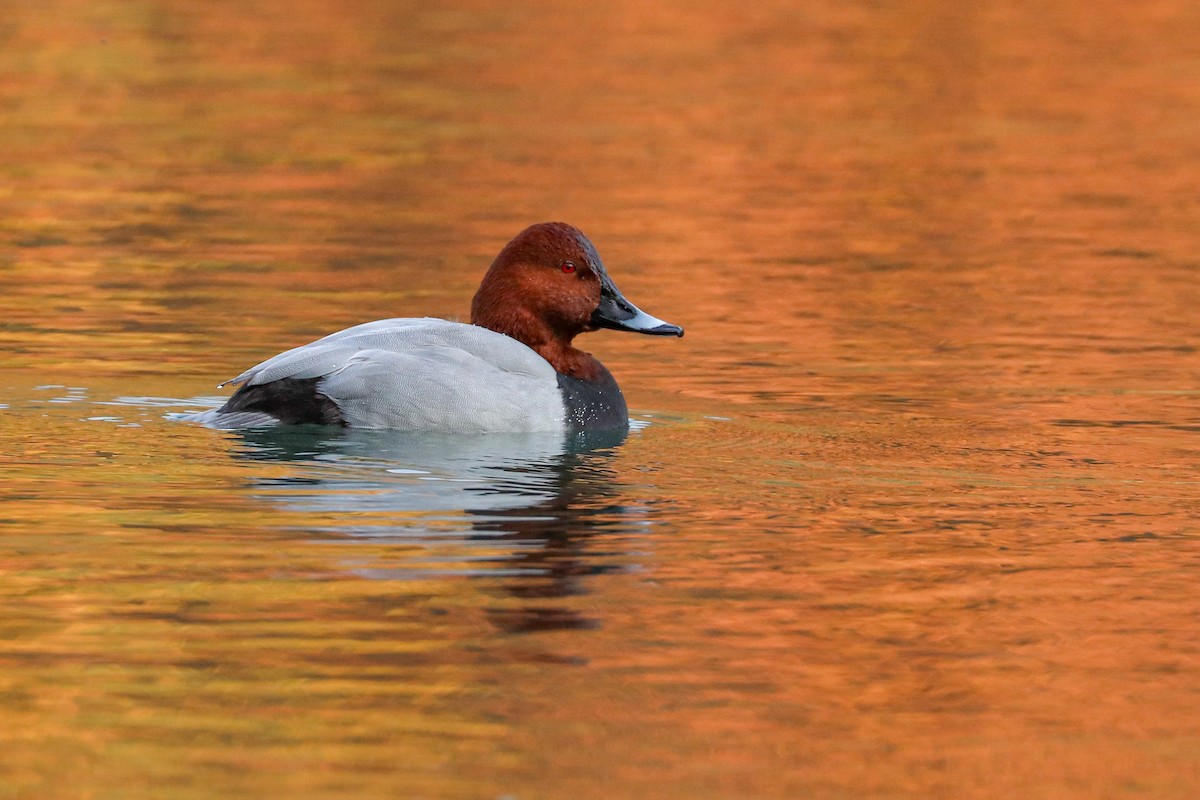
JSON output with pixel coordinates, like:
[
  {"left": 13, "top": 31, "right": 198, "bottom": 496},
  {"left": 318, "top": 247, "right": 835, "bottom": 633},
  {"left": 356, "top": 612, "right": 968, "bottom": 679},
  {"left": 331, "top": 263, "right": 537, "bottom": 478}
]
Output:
[{"left": 231, "top": 425, "right": 656, "bottom": 632}]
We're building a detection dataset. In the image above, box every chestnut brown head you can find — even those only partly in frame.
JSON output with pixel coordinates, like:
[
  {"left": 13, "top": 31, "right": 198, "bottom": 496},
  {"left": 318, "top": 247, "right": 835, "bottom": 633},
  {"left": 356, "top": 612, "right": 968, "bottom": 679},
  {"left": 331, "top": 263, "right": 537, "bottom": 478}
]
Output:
[{"left": 471, "top": 222, "right": 683, "bottom": 349}]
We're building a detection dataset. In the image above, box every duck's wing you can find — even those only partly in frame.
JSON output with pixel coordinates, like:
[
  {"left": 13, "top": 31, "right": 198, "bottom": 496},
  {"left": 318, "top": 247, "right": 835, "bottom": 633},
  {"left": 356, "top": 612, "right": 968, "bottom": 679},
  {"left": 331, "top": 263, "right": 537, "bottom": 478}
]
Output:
[
  {"left": 318, "top": 346, "right": 564, "bottom": 432},
  {"left": 214, "top": 319, "right": 565, "bottom": 432},
  {"left": 223, "top": 318, "right": 553, "bottom": 388}
]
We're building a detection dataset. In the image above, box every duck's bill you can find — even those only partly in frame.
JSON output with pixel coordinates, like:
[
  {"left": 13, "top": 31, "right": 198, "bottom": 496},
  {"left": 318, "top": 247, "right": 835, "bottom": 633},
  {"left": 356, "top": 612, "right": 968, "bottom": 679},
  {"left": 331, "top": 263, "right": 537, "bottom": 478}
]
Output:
[{"left": 592, "top": 280, "right": 684, "bottom": 337}]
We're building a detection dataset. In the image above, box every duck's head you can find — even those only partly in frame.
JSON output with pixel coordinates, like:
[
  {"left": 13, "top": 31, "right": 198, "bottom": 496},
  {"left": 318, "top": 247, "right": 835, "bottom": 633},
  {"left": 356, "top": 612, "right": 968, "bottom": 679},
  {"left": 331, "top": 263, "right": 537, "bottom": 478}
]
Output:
[{"left": 471, "top": 222, "right": 684, "bottom": 356}]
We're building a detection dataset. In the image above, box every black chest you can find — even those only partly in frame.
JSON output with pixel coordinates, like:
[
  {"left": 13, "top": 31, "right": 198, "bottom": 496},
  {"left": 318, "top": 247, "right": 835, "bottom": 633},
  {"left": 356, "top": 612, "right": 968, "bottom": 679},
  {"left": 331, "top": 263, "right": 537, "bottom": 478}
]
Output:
[{"left": 556, "top": 367, "right": 629, "bottom": 431}]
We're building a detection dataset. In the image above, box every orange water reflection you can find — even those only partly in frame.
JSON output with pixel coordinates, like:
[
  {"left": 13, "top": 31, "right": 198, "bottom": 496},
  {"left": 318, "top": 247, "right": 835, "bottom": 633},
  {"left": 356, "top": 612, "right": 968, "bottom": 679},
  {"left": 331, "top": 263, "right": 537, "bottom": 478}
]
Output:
[{"left": 1, "top": 0, "right": 1198, "bottom": 798}]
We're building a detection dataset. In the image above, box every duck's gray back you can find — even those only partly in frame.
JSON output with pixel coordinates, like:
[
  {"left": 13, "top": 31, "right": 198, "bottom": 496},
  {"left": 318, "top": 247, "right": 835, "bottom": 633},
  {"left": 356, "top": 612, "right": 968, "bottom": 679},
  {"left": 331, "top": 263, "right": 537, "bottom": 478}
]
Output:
[{"left": 211, "top": 318, "right": 566, "bottom": 432}]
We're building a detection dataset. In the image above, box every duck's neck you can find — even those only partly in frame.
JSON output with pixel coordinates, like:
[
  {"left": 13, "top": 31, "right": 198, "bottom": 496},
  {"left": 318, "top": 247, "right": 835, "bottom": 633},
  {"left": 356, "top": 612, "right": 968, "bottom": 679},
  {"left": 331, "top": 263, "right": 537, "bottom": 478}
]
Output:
[
  {"left": 471, "top": 300, "right": 602, "bottom": 381},
  {"left": 533, "top": 338, "right": 604, "bottom": 381}
]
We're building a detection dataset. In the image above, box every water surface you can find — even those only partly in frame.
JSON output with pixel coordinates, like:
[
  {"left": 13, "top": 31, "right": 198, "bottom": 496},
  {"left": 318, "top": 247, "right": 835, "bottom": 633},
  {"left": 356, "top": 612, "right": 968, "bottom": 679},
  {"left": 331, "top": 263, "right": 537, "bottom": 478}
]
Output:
[{"left": 1, "top": 1, "right": 1198, "bottom": 798}]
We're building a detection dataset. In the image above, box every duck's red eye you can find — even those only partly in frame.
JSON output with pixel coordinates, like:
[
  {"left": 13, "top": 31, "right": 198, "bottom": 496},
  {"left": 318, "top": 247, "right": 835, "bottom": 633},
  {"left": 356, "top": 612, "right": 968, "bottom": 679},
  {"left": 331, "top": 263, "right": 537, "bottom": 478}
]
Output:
[{"left": 560, "top": 261, "right": 577, "bottom": 273}]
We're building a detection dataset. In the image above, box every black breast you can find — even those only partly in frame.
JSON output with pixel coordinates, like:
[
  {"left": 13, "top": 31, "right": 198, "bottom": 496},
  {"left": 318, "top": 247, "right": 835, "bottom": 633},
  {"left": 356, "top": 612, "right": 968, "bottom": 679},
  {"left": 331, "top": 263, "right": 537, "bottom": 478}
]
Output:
[
  {"left": 217, "top": 377, "right": 345, "bottom": 425},
  {"left": 556, "top": 366, "right": 629, "bottom": 431}
]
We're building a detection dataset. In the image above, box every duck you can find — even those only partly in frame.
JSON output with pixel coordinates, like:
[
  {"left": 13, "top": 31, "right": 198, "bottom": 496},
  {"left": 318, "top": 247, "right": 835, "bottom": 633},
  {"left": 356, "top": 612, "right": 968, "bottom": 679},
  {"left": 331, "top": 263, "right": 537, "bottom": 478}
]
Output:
[{"left": 202, "top": 222, "right": 683, "bottom": 432}]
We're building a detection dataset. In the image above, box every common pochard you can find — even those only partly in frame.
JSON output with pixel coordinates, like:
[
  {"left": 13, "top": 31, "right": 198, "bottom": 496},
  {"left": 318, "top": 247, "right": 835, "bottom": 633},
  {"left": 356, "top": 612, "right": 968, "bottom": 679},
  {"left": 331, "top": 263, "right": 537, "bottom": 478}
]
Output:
[{"left": 202, "top": 222, "right": 683, "bottom": 431}]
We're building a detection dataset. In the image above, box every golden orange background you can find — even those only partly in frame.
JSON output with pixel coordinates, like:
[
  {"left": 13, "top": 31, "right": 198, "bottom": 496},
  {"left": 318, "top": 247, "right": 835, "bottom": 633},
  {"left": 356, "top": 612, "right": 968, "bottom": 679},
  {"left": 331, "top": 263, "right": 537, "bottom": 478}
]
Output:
[{"left": 0, "top": 1, "right": 1197, "bottom": 798}]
